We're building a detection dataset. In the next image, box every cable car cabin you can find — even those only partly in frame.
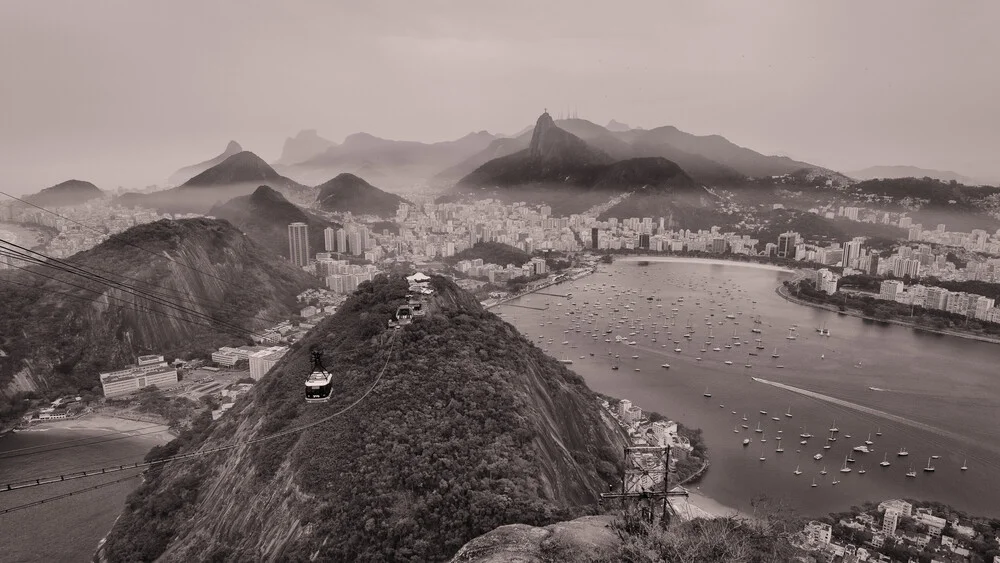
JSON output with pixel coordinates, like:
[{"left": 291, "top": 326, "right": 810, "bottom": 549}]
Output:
[
  {"left": 395, "top": 306, "right": 413, "bottom": 326},
  {"left": 304, "top": 351, "right": 334, "bottom": 403}
]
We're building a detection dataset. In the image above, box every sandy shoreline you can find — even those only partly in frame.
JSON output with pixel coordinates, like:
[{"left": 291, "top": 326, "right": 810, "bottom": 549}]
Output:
[
  {"left": 617, "top": 256, "right": 795, "bottom": 274},
  {"left": 14, "top": 413, "right": 174, "bottom": 444},
  {"left": 669, "top": 488, "right": 747, "bottom": 521}
]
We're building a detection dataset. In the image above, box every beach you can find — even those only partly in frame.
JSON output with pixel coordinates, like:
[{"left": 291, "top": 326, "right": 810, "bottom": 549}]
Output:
[
  {"left": 617, "top": 256, "right": 795, "bottom": 273},
  {"left": 14, "top": 413, "right": 174, "bottom": 439},
  {"left": 670, "top": 488, "right": 746, "bottom": 521}
]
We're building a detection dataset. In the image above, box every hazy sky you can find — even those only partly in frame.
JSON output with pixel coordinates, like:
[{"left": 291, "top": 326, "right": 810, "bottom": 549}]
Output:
[{"left": 2, "top": 1, "right": 998, "bottom": 193}]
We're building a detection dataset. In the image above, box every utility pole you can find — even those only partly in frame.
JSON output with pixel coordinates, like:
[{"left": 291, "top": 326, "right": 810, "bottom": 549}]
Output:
[{"left": 600, "top": 444, "right": 688, "bottom": 527}]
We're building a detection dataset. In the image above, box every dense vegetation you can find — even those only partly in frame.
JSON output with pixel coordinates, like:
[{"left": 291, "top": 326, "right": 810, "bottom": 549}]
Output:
[
  {"left": 824, "top": 500, "right": 1000, "bottom": 563},
  {"left": 315, "top": 173, "right": 410, "bottom": 217},
  {"left": 445, "top": 241, "right": 532, "bottom": 267},
  {"left": 0, "top": 219, "right": 314, "bottom": 425},
  {"left": 102, "top": 274, "right": 625, "bottom": 562},
  {"left": 613, "top": 496, "right": 802, "bottom": 562}
]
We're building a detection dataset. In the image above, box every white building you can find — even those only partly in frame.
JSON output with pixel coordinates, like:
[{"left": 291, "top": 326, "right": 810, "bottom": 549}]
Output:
[
  {"left": 883, "top": 509, "right": 900, "bottom": 536},
  {"left": 879, "top": 279, "right": 904, "bottom": 301},
  {"left": 249, "top": 346, "right": 289, "bottom": 381},
  {"left": 99, "top": 355, "right": 180, "bottom": 397},
  {"left": 878, "top": 499, "right": 913, "bottom": 517},
  {"left": 805, "top": 521, "right": 832, "bottom": 544}
]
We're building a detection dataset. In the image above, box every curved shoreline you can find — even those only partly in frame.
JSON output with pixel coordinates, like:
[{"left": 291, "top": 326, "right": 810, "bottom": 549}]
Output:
[
  {"left": 775, "top": 282, "right": 1000, "bottom": 346},
  {"left": 617, "top": 255, "right": 795, "bottom": 274}
]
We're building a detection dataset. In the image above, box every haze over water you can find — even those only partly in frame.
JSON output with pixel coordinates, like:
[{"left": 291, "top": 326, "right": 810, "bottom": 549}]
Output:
[{"left": 498, "top": 259, "right": 1000, "bottom": 518}]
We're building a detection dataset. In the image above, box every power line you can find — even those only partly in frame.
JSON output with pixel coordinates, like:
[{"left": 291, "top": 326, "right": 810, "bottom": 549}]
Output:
[
  {"left": 1, "top": 330, "right": 398, "bottom": 494},
  {"left": 0, "top": 190, "right": 280, "bottom": 302},
  {"left": 0, "top": 473, "right": 143, "bottom": 516},
  {"left": 0, "top": 241, "right": 264, "bottom": 339},
  {"left": 0, "top": 426, "right": 172, "bottom": 460}
]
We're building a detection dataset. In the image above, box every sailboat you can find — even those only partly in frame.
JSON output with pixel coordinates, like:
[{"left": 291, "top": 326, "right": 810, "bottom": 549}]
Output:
[
  {"left": 755, "top": 422, "right": 763, "bottom": 433},
  {"left": 858, "top": 465, "right": 867, "bottom": 475},
  {"left": 793, "top": 465, "right": 802, "bottom": 475},
  {"left": 840, "top": 455, "right": 852, "bottom": 473},
  {"left": 829, "top": 420, "right": 839, "bottom": 433},
  {"left": 759, "top": 447, "right": 766, "bottom": 461},
  {"left": 734, "top": 425, "right": 740, "bottom": 433},
  {"left": 906, "top": 465, "right": 917, "bottom": 478},
  {"left": 865, "top": 433, "right": 873, "bottom": 446},
  {"left": 923, "top": 457, "right": 935, "bottom": 472},
  {"left": 880, "top": 453, "right": 891, "bottom": 467},
  {"left": 785, "top": 407, "right": 792, "bottom": 418},
  {"left": 898, "top": 447, "right": 909, "bottom": 457},
  {"left": 775, "top": 437, "right": 784, "bottom": 453},
  {"left": 820, "top": 466, "right": 828, "bottom": 475},
  {"left": 772, "top": 347, "right": 780, "bottom": 358},
  {"left": 961, "top": 459, "right": 968, "bottom": 471},
  {"left": 875, "top": 426, "right": 882, "bottom": 437},
  {"left": 703, "top": 388, "right": 712, "bottom": 398},
  {"left": 811, "top": 477, "right": 818, "bottom": 488}
]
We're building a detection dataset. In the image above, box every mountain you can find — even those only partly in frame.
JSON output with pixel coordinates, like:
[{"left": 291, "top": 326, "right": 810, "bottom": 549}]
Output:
[
  {"left": 621, "top": 126, "right": 815, "bottom": 179},
  {"left": 280, "top": 131, "right": 498, "bottom": 188},
  {"left": 847, "top": 165, "right": 990, "bottom": 185},
  {"left": 99, "top": 274, "right": 626, "bottom": 562},
  {"left": 605, "top": 119, "right": 631, "bottom": 132},
  {"left": 168, "top": 141, "right": 243, "bottom": 186},
  {"left": 208, "top": 186, "right": 340, "bottom": 259},
  {"left": 0, "top": 218, "right": 315, "bottom": 406},
  {"left": 22, "top": 179, "right": 104, "bottom": 208},
  {"left": 455, "top": 113, "right": 698, "bottom": 213},
  {"left": 276, "top": 129, "right": 337, "bottom": 166},
  {"left": 315, "top": 173, "right": 410, "bottom": 217},
  {"left": 119, "top": 152, "right": 309, "bottom": 214}
]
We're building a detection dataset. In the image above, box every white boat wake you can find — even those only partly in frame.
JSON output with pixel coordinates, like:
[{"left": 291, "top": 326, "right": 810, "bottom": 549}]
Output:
[{"left": 752, "top": 377, "right": 969, "bottom": 445}]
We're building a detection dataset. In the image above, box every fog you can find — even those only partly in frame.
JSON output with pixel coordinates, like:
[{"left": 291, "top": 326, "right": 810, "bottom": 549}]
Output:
[{"left": 1, "top": 0, "right": 998, "bottom": 193}]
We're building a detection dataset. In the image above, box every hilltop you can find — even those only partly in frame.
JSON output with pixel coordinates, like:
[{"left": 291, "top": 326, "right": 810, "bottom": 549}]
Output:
[
  {"left": 315, "top": 173, "right": 410, "bottom": 217},
  {"left": 168, "top": 141, "right": 243, "bottom": 186},
  {"left": 841, "top": 177, "right": 1000, "bottom": 231},
  {"left": 209, "top": 186, "right": 340, "bottom": 259},
  {"left": 23, "top": 179, "right": 104, "bottom": 208},
  {"left": 848, "top": 165, "right": 991, "bottom": 186},
  {"left": 100, "top": 274, "right": 626, "bottom": 562},
  {"left": 456, "top": 113, "right": 698, "bottom": 214},
  {"left": 445, "top": 241, "right": 532, "bottom": 267},
  {"left": 0, "top": 218, "right": 315, "bottom": 417},
  {"left": 119, "top": 151, "right": 309, "bottom": 214}
]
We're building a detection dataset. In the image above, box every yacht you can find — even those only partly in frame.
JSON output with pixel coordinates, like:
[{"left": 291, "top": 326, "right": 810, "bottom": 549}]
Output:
[
  {"left": 897, "top": 447, "right": 909, "bottom": 457},
  {"left": 661, "top": 363, "right": 670, "bottom": 369},
  {"left": 755, "top": 422, "right": 763, "bottom": 433},
  {"left": 811, "top": 478, "right": 818, "bottom": 488},
  {"left": 793, "top": 465, "right": 802, "bottom": 475},
  {"left": 961, "top": 459, "right": 968, "bottom": 471},
  {"left": 742, "top": 438, "right": 750, "bottom": 446},
  {"left": 865, "top": 433, "right": 873, "bottom": 446},
  {"left": 775, "top": 438, "right": 784, "bottom": 453},
  {"left": 831, "top": 479, "right": 840, "bottom": 485},
  {"left": 875, "top": 426, "right": 882, "bottom": 437},
  {"left": 853, "top": 445, "right": 871, "bottom": 454},
  {"left": 820, "top": 466, "right": 828, "bottom": 475},
  {"left": 759, "top": 410, "right": 768, "bottom": 415},
  {"left": 800, "top": 428, "right": 813, "bottom": 439},
  {"left": 759, "top": 448, "right": 766, "bottom": 461},
  {"left": 785, "top": 407, "right": 792, "bottom": 418},
  {"left": 906, "top": 465, "right": 917, "bottom": 478},
  {"left": 734, "top": 425, "right": 740, "bottom": 433},
  {"left": 813, "top": 453, "right": 823, "bottom": 460},
  {"left": 703, "top": 388, "right": 712, "bottom": 398},
  {"left": 923, "top": 457, "right": 935, "bottom": 472},
  {"left": 829, "top": 421, "right": 839, "bottom": 433},
  {"left": 880, "top": 453, "right": 891, "bottom": 467},
  {"left": 724, "top": 360, "right": 733, "bottom": 366},
  {"left": 858, "top": 466, "right": 867, "bottom": 475}
]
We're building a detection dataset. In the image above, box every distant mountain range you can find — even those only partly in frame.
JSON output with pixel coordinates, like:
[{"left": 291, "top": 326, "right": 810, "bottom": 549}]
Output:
[
  {"left": 276, "top": 130, "right": 336, "bottom": 166},
  {"left": 315, "top": 173, "right": 410, "bottom": 217},
  {"left": 0, "top": 218, "right": 314, "bottom": 400},
  {"left": 167, "top": 141, "right": 243, "bottom": 186},
  {"left": 120, "top": 151, "right": 308, "bottom": 214},
  {"left": 23, "top": 179, "right": 104, "bottom": 208},
  {"left": 436, "top": 116, "right": 816, "bottom": 187},
  {"left": 454, "top": 113, "right": 701, "bottom": 214},
  {"left": 209, "top": 185, "right": 339, "bottom": 258},
  {"left": 847, "top": 165, "right": 997, "bottom": 186},
  {"left": 276, "top": 131, "right": 498, "bottom": 188}
]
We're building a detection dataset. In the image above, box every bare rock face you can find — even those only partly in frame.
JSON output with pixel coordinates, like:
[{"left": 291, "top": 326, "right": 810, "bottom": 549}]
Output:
[{"left": 449, "top": 515, "right": 619, "bottom": 563}]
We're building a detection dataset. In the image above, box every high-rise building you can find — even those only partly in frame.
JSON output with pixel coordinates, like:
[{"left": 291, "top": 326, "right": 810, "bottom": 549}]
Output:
[
  {"left": 777, "top": 232, "right": 799, "bottom": 259},
  {"left": 288, "top": 223, "right": 310, "bottom": 267},
  {"left": 591, "top": 227, "right": 599, "bottom": 249},
  {"left": 639, "top": 234, "right": 650, "bottom": 249},
  {"left": 336, "top": 228, "right": 347, "bottom": 256},
  {"left": 883, "top": 509, "right": 900, "bottom": 536},
  {"left": 323, "top": 227, "right": 337, "bottom": 252},
  {"left": 843, "top": 238, "right": 863, "bottom": 269}
]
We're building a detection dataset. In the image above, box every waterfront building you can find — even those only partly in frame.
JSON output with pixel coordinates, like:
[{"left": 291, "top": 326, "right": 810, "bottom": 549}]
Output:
[
  {"left": 249, "top": 346, "right": 289, "bottom": 381},
  {"left": 99, "top": 355, "right": 179, "bottom": 397}
]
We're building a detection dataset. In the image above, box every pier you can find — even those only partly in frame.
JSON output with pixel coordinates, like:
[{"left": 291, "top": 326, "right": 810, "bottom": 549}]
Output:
[
  {"left": 498, "top": 303, "right": 547, "bottom": 311},
  {"left": 534, "top": 292, "right": 570, "bottom": 298}
]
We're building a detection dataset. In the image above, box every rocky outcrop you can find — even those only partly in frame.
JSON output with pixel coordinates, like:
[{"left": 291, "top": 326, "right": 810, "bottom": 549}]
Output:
[
  {"left": 276, "top": 129, "right": 336, "bottom": 166},
  {"left": 167, "top": 141, "right": 243, "bottom": 186},
  {"left": 449, "top": 515, "right": 619, "bottom": 563}
]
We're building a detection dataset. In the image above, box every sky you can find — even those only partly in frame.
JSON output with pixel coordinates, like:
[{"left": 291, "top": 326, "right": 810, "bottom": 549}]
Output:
[{"left": 1, "top": 0, "right": 999, "bottom": 193}]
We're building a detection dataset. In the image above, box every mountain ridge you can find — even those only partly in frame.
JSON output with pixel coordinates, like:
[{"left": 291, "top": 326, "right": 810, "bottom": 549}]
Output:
[
  {"left": 99, "top": 273, "right": 626, "bottom": 562},
  {"left": 168, "top": 141, "right": 243, "bottom": 186},
  {"left": 315, "top": 173, "right": 410, "bottom": 217},
  {"left": 0, "top": 218, "right": 315, "bottom": 406},
  {"left": 22, "top": 179, "right": 104, "bottom": 208}
]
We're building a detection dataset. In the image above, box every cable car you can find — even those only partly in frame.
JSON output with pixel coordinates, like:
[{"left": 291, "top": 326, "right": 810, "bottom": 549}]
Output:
[
  {"left": 304, "top": 350, "right": 334, "bottom": 403},
  {"left": 395, "top": 305, "right": 413, "bottom": 326}
]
